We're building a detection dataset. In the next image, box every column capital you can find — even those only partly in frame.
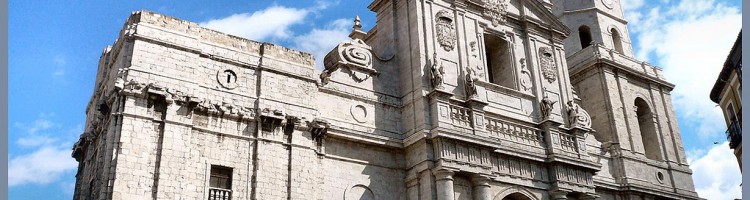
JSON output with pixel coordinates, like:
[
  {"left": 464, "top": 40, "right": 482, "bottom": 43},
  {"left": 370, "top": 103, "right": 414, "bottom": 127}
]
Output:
[
  {"left": 432, "top": 168, "right": 455, "bottom": 181},
  {"left": 549, "top": 189, "right": 570, "bottom": 200},
  {"left": 470, "top": 174, "right": 492, "bottom": 187}
]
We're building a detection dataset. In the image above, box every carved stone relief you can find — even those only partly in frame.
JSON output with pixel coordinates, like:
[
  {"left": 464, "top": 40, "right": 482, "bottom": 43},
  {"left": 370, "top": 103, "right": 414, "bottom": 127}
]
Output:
[
  {"left": 540, "top": 95, "right": 557, "bottom": 120},
  {"left": 469, "top": 37, "right": 485, "bottom": 79},
  {"left": 566, "top": 101, "right": 592, "bottom": 129},
  {"left": 482, "top": 0, "right": 509, "bottom": 27},
  {"left": 435, "top": 10, "right": 456, "bottom": 51},
  {"left": 538, "top": 47, "right": 557, "bottom": 83},
  {"left": 465, "top": 67, "right": 478, "bottom": 98},
  {"left": 519, "top": 58, "right": 532, "bottom": 92},
  {"left": 321, "top": 18, "right": 378, "bottom": 85},
  {"left": 430, "top": 53, "right": 445, "bottom": 89}
]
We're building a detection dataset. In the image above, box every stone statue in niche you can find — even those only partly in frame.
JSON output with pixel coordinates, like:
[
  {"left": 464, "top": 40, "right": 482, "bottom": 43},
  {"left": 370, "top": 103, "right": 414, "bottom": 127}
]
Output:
[
  {"left": 519, "top": 58, "right": 532, "bottom": 92},
  {"left": 430, "top": 53, "right": 445, "bottom": 90},
  {"left": 540, "top": 95, "right": 557, "bottom": 120},
  {"left": 539, "top": 47, "right": 558, "bottom": 83},
  {"left": 435, "top": 10, "right": 456, "bottom": 51},
  {"left": 483, "top": 0, "right": 509, "bottom": 27},
  {"left": 465, "top": 67, "right": 478, "bottom": 98},
  {"left": 567, "top": 100, "right": 592, "bottom": 129}
]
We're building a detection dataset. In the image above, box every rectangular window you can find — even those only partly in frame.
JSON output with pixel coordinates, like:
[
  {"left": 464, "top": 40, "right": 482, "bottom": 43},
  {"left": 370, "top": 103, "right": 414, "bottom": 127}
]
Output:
[
  {"left": 484, "top": 33, "right": 516, "bottom": 89},
  {"left": 209, "top": 165, "right": 232, "bottom": 200}
]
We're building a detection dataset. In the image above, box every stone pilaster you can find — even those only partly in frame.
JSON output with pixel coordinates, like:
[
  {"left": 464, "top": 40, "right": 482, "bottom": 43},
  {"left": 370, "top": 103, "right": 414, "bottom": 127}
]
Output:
[
  {"left": 542, "top": 120, "right": 563, "bottom": 154},
  {"left": 466, "top": 98, "right": 489, "bottom": 137},
  {"left": 433, "top": 169, "right": 455, "bottom": 200}
]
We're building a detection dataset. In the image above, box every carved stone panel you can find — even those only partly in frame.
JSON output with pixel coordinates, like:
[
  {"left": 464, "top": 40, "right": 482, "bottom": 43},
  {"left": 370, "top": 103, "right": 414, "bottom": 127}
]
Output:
[
  {"left": 519, "top": 58, "right": 533, "bottom": 92},
  {"left": 538, "top": 47, "right": 557, "bottom": 83},
  {"left": 435, "top": 10, "right": 456, "bottom": 51},
  {"left": 482, "top": 0, "right": 509, "bottom": 27}
]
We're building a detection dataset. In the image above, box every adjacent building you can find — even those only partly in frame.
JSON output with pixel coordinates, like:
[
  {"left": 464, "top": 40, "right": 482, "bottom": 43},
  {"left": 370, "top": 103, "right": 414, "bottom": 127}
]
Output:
[
  {"left": 71, "top": 0, "right": 701, "bottom": 199},
  {"left": 710, "top": 31, "right": 742, "bottom": 171}
]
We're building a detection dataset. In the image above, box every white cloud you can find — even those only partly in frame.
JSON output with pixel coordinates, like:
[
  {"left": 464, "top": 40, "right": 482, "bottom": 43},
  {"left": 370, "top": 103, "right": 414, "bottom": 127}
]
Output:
[
  {"left": 8, "top": 146, "right": 79, "bottom": 186},
  {"left": 293, "top": 18, "right": 353, "bottom": 69},
  {"left": 688, "top": 142, "right": 742, "bottom": 200},
  {"left": 621, "top": 0, "right": 645, "bottom": 11},
  {"left": 629, "top": 0, "right": 740, "bottom": 139},
  {"left": 9, "top": 115, "right": 82, "bottom": 187},
  {"left": 17, "top": 135, "right": 56, "bottom": 148},
  {"left": 200, "top": 6, "right": 309, "bottom": 41},
  {"left": 625, "top": 1, "right": 741, "bottom": 198},
  {"left": 14, "top": 115, "right": 54, "bottom": 135},
  {"left": 198, "top": 2, "right": 356, "bottom": 70}
]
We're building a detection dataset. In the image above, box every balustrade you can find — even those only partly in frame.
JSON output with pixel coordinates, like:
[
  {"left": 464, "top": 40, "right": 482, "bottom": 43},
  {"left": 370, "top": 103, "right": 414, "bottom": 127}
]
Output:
[{"left": 208, "top": 188, "right": 231, "bottom": 200}]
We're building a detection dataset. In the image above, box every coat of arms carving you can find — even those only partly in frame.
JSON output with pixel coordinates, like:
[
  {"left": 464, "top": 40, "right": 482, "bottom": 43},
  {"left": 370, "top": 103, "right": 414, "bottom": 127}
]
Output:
[
  {"left": 483, "top": 0, "right": 508, "bottom": 27},
  {"left": 538, "top": 47, "right": 557, "bottom": 83},
  {"left": 435, "top": 10, "right": 456, "bottom": 51}
]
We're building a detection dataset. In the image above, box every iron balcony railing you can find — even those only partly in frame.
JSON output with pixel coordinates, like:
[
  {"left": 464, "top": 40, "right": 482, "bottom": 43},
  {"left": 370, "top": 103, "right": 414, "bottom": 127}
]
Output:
[
  {"left": 208, "top": 188, "right": 231, "bottom": 200},
  {"left": 727, "top": 120, "right": 741, "bottom": 149}
]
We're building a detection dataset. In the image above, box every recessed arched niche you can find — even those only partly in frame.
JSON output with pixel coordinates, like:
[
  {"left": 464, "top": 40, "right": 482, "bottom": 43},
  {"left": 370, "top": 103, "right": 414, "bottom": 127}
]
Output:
[{"left": 345, "top": 184, "right": 375, "bottom": 200}]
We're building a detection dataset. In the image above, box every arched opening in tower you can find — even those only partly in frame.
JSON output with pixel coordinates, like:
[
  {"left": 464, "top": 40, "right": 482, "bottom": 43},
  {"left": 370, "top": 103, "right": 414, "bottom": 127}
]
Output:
[
  {"left": 611, "top": 28, "right": 624, "bottom": 54},
  {"left": 578, "top": 26, "right": 592, "bottom": 49},
  {"left": 635, "top": 97, "right": 663, "bottom": 161}
]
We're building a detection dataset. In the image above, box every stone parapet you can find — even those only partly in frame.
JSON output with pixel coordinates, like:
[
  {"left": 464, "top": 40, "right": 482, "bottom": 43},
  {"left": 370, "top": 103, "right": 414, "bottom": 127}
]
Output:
[{"left": 567, "top": 43, "right": 673, "bottom": 88}]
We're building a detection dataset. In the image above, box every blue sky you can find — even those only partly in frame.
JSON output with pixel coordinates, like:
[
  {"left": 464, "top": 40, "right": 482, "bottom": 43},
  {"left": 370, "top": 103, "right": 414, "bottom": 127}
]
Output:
[{"left": 8, "top": 0, "right": 741, "bottom": 199}]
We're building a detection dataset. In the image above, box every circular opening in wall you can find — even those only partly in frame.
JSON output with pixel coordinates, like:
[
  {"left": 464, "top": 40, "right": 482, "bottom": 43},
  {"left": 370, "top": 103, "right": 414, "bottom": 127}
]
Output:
[
  {"left": 656, "top": 171, "right": 665, "bottom": 183},
  {"left": 216, "top": 69, "right": 238, "bottom": 89},
  {"left": 350, "top": 104, "right": 368, "bottom": 123}
]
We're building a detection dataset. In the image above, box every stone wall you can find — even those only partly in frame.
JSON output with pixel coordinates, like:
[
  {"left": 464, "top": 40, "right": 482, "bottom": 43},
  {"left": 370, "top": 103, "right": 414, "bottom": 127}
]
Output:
[{"left": 71, "top": 0, "right": 702, "bottom": 199}]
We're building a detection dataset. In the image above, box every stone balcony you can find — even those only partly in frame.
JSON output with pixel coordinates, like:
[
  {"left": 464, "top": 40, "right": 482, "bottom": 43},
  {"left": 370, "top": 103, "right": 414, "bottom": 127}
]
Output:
[{"left": 428, "top": 89, "right": 599, "bottom": 170}]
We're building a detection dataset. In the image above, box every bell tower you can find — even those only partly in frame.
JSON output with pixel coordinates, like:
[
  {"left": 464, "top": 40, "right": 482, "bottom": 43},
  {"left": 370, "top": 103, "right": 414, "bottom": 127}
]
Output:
[
  {"left": 550, "top": 0, "right": 634, "bottom": 57},
  {"left": 553, "top": 0, "right": 701, "bottom": 199}
]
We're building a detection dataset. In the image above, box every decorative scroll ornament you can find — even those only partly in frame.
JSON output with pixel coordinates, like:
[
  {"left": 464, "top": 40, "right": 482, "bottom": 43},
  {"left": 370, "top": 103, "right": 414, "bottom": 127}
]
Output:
[
  {"left": 321, "top": 18, "right": 377, "bottom": 85},
  {"left": 435, "top": 10, "right": 456, "bottom": 51},
  {"left": 430, "top": 53, "right": 445, "bottom": 89},
  {"left": 483, "top": 0, "right": 509, "bottom": 27},
  {"left": 321, "top": 38, "right": 376, "bottom": 84},
  {"left": 540, "top": 95, "right": 557, "bottom": 120},
  {"left": 519, "top": 58, "right": 532, "bottom": 92},
  {"left": 567, "top": 101, "right": 592, "bottom": 129},
  {"left": 538, "top": 47, "right": 557, "bottom": 83}
]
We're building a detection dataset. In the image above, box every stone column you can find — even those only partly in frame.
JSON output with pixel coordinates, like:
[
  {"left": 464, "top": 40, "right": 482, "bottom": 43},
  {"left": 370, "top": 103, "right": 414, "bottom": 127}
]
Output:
[
  {"left": 471, "top": 175, "right": 491, "bottom": 200},
  {"left": 433, "top": 169, "right": 455, "bottom": 200},
  {"left": 549, "top": 189, "right": 568, "bottom": 200}
]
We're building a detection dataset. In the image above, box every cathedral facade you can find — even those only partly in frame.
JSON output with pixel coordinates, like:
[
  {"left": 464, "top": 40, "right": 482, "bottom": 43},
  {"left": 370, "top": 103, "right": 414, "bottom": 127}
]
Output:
[{"left": 71, "top": 0, "right": 701, "bottom": 199}]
